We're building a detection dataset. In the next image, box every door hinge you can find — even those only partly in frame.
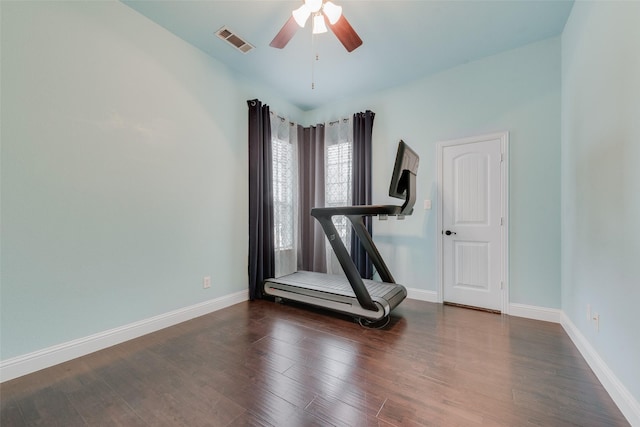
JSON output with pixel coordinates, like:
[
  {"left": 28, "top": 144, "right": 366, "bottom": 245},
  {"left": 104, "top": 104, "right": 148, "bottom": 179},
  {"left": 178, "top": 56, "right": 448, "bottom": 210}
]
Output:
[
  {"left": 500, "top": 217, "right": 504, "bottom": 226},
  {"left": 500, "top": 153, "right": 504, "bottom": 163},
  {"left": 500, "top": 281, "right": 504, "bottom": 290}
]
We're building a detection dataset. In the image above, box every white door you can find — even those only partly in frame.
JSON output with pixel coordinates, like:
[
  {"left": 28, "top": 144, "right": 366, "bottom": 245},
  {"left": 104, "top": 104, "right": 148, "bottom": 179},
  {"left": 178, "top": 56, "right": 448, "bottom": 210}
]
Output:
[{"left": 438, "top": 133, "right": 507, "bottom": 312}]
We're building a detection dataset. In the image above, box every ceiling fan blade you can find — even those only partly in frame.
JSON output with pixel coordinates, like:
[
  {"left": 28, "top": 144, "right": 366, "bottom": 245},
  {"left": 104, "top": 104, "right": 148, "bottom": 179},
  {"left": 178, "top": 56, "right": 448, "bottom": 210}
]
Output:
[
  {"left": 327, "top": 14, "right": 363, "bottom": 52},
  {"left": 270, "top": 16, "right": 299, "bottom": 49}
]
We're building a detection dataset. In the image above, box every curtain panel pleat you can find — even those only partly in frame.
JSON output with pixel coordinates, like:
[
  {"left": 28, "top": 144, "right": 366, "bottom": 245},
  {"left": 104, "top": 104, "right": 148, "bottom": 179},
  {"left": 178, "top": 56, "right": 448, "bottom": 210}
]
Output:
[
  {"left": 247, "top": 99, "right": 275, "bottom": 300},
  {"left": 297, "top": 125, "right": 327, "bottom": 273},
  {"left": 352, "top": 110, "right": 375, "bottom": 279}
]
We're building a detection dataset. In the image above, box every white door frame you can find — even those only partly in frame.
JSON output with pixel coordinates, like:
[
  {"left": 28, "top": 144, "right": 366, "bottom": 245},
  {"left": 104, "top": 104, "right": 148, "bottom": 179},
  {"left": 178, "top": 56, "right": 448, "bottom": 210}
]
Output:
[{"left": 436, "top": 131, "right": 509, "bottom": 313}]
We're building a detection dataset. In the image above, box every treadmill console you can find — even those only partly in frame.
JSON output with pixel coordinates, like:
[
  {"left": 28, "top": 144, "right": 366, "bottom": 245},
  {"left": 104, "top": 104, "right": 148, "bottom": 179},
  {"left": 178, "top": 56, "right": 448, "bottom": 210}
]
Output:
[{"left": 389, "top": 140, "right": 419, "bottom": 200}]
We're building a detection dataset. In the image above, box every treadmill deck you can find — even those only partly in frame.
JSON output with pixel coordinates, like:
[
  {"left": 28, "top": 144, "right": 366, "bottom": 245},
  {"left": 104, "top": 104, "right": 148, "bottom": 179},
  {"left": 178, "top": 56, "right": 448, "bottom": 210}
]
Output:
[{"left": 264, "top": 271, "right": 407, "bottom": 320}]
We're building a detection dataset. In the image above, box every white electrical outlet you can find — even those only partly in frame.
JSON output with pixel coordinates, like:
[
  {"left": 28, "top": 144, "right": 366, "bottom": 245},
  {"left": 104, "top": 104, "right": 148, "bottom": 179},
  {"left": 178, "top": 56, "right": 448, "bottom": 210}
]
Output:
[
  {"left": 203, "top": 276, "right": 211, "bottom": 289},
  {"left": 424, "top": 199, "right": 432, "bottom": 210},
  {"left": 593, "top": 313, "right": 600, "bottom": 332}
]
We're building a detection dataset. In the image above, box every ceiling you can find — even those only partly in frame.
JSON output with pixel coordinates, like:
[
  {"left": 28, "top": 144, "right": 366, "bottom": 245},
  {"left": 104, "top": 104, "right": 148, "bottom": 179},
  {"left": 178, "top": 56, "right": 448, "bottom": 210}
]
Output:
[{"left": 122, "top": 0, "right": 574, "bottom": 111}]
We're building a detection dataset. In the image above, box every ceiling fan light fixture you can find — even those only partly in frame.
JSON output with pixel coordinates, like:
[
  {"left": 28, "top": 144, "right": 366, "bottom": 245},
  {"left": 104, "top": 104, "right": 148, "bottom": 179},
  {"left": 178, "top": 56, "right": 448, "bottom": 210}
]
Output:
[
  {"left": 323, "top": 1, "right": 342, "bottom": 25},
  {"left": 270, "top": 0, "right": 362, "bottom": 52},
  {"left": 304, "top": 0, "right": 323, "bottom": 13},
  {"left": 292, "top": 4, "right": 311, "bottom": 27},
  {"left": 312, "top": 14, "right": 328, "bottom": 34}
]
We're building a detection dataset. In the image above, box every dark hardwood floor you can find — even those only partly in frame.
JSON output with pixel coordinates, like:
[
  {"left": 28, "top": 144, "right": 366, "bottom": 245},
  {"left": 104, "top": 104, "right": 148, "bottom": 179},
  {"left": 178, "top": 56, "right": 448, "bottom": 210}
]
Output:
[{"left": 0, "top": 299, "right": 629, "bottom": 426}]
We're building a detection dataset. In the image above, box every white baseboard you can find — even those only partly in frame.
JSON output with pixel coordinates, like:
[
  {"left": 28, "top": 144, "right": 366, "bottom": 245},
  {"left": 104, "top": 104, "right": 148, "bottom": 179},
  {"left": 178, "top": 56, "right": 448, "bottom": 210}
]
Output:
[
  {"left": 0, "top": 290, "right": 248, "bottom": 383},
  {"left": 406, "top": 287, "right": 439, "bottom": 303},
  {"left": 561, "top": 313, "right": 640, "bottom": 426},
  {"left": 509, "top": 302, "right": 562, "bottom": 323}
]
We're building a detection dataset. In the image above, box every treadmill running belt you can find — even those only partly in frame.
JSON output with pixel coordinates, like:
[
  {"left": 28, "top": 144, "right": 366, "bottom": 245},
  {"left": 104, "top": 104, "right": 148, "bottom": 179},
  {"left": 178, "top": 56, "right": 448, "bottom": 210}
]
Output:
[{"left": 271, "top": 271, "right": 397, "bottom": 297}]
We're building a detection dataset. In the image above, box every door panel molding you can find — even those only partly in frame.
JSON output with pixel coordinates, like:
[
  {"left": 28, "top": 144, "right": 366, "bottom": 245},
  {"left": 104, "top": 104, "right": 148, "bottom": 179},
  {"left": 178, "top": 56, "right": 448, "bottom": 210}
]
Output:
[{"left": 436, "top": 132, "right": 509, "bottom": 313}]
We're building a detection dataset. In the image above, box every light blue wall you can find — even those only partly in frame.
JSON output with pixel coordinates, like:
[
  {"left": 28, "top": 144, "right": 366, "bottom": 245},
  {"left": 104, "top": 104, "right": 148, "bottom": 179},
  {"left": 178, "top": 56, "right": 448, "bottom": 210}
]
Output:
[
  {"left": 0, "top": 1, "right": 300, "bottom": 360},
  {"left": 561, "top": 0, "right": 640, "bottom": 402},
  {"left": 305, "top": 38, "right": 562, "bottom": 308}
]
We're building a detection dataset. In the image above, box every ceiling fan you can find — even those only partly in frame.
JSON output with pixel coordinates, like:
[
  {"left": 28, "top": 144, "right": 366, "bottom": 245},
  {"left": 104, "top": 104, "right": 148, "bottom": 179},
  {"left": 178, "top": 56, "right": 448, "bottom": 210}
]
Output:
[{"left": 270, "top": 0, "right": 363, "bottom": 52}]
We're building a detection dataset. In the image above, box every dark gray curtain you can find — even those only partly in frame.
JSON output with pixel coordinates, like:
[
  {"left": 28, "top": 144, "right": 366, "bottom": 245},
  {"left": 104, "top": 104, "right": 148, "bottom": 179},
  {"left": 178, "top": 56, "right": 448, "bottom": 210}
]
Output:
[
  {"left": 297, "top": 125, "right": 327, "bottom": 273},
  {"left": 352, "top": 110, "right": 375, "bottom": 279},
  {"left": 247, "top": 99, "right": 274, "bottom": 300}
]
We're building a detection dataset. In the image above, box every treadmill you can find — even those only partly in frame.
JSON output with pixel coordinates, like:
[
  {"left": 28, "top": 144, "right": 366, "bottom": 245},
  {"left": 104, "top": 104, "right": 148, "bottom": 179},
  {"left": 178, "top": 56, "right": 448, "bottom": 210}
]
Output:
[{"left": 264, "top": 140, "right": 419, "bottom": 323}]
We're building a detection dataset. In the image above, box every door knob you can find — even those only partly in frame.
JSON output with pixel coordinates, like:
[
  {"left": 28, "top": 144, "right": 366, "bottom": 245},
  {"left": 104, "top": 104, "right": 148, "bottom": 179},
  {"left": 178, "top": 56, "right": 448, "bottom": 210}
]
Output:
[{"left": 444, "top": 230, "right": 456, "bottom": 236}]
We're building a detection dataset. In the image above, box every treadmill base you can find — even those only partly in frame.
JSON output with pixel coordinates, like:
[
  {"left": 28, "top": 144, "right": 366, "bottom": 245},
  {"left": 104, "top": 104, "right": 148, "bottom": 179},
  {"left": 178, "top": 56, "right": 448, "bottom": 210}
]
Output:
[{"left": 264, "top": 271, "right": 407, "bottom": 321}]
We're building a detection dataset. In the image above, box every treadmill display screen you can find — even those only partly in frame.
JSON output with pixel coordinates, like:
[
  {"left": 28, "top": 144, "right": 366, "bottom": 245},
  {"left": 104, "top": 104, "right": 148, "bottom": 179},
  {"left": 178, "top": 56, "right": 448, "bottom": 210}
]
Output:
[{"left": 388, "top": 140, "right": 419, "bottom": 200}]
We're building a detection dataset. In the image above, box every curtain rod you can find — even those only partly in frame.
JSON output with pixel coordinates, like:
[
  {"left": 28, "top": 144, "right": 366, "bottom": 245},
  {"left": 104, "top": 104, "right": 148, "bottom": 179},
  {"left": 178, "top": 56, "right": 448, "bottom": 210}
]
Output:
[
  {"left": 271, "top": 111, "right": 351, "bottom": 127},
  {"left": 269, "top": 111, "right": 286, "bottom": 122},
  {"left": 269, "top": 111, "right": 296, "bottom": 126},
  {"left": 328, "top": 117, "right": 350, "bottom": 126}
]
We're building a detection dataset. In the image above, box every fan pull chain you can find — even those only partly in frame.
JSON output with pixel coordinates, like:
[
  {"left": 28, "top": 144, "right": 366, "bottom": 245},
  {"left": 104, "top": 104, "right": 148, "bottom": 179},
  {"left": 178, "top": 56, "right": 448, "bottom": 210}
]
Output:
[
  {"left": 312, "top": 53, "right": 320, "bottom": 90},
  {"left": 311, "top": 32, "right": 316, "bottom": 89}
]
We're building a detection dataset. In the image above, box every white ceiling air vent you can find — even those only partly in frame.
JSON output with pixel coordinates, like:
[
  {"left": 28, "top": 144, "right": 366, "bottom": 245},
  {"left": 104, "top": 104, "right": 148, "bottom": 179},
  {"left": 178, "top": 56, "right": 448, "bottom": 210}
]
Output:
[{"left": 216, "top": 26, "right": 254, "bottom": 54}]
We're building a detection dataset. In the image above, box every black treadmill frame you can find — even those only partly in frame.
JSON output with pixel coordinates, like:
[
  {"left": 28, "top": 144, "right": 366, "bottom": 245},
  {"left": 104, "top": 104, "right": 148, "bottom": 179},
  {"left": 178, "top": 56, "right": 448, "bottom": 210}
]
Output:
[{"left": 310, "top": 170, "right": 416, "bottom": 312}]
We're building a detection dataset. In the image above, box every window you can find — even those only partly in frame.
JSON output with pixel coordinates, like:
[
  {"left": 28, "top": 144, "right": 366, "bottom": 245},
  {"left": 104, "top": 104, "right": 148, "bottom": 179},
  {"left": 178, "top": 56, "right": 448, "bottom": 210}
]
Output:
[
  {"left": 325, "top": 140, "right": 352, "bottom": 250},
  {"left": 272, "top": 138, "right": 294, "bottom": 251},
  {"left": 270, "top": 115, "right": 352, "bottom": 276}
]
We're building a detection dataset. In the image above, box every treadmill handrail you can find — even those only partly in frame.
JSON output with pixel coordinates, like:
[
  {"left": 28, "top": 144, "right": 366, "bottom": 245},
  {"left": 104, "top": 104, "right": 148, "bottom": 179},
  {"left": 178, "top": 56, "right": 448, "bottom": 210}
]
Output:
[
  {"left": 310, "top": 171, "right": 416, "bottom": 218},
  {"left": 311, "top": 204, "right": 402, "bottom": 217}
]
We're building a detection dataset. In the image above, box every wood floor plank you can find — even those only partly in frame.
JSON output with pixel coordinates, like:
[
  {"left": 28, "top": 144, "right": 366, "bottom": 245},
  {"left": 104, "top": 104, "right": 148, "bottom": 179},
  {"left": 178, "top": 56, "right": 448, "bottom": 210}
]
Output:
[
  {"left": 221, "top": 381, "right": 302, "bottom": 426},
  {"left": 305, "top": 394, "right": 379, "bottom": 426},
  {"left": 251, "top": 369, "right": 317, "bottom": 409},
  {"left": 58, "top": 371, "right": 147, "bottom": 427},
  {"left": 16, "top": 386, "right": 87, "bottom": 427},
  {"left": 0, "top": 397, "right": 25, "bottom": 426},
  {"left": 0, "top": 299, "right": 629, "bottom": 426}
]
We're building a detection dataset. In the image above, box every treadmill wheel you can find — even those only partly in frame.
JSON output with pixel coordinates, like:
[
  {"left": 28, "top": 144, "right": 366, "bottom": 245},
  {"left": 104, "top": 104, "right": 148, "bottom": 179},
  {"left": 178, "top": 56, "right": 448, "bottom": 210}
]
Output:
[{"left": 358, "top": 316, "right": 391, "bottom": 329}]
